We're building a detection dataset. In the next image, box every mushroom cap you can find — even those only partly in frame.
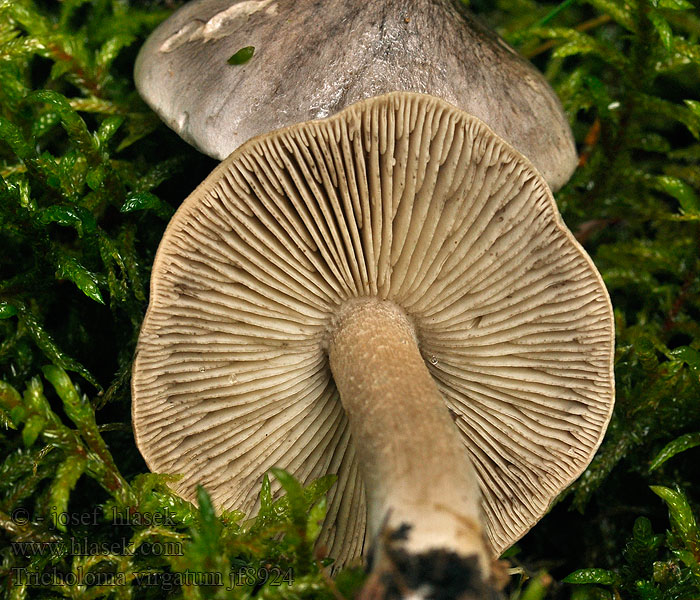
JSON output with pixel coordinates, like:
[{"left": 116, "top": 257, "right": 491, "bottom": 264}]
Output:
[
  {"left": 132, "top": 92, "right": 614, "bottom": 566},
  {"left": 134, "top": 0, "right": 577, "bottom": 191}
]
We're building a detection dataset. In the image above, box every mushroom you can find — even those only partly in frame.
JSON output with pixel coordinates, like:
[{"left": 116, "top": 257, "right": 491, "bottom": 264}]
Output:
[
  {"left": 132, "top": 92, "right": 614, "bottom": 597},
  {"left": 134, "top": 0, "right": 577, "bottom": 191}
]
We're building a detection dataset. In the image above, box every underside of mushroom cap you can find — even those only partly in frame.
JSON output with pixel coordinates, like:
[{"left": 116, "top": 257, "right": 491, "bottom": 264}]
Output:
[
  {"left": 132, "top": 92, "right": 614, "bottom": 567},
  {"left": 134, "top": 0, "right": 577, "bottom": 190}
]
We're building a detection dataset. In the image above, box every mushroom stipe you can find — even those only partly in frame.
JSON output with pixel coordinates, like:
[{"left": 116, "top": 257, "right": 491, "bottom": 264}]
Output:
[{"left": 132, "top": 92, "right": 614, "bottom": 592}]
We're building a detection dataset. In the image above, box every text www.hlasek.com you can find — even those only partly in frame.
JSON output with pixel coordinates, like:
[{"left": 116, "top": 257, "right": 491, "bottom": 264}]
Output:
[{"left": 11, "top": 538, "right": 183, "bottom": 559}]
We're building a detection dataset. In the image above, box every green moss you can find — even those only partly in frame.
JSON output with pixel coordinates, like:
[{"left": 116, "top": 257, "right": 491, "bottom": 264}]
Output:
[{"left": 1, "top": 0, "right": 700, "bottom": 598}]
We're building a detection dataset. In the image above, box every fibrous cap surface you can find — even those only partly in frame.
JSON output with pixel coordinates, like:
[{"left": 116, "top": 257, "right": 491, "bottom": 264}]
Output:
[{"left": 134, "top": 0, "right": 577, "bottom": 190}]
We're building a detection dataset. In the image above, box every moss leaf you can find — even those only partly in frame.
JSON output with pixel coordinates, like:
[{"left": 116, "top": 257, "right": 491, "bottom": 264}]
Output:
[
  {"left": 55, "top": 253, "right": 105, "bottom": 304},
  {"left": 650, "top": 486, "right": 700, "bottom": 549},
  {"left": 563, "top": 568, "right": 620, "bottom": 585},
  {"left": 650, "top": 433, "right": 700, "bottom": 472}
]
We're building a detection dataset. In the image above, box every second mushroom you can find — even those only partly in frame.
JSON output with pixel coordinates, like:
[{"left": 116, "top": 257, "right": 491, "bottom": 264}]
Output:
[{"left": 132, "top": 92, "right": 615, "bottom": 597}]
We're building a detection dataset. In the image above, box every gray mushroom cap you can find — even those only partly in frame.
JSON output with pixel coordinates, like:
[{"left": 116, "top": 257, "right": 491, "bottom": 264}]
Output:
[
  {"left": 132, "top": 92, "right": 614, "bottom": 568},
  {"left": 134, "top": 0, "right": 577, "bottom": 191}
]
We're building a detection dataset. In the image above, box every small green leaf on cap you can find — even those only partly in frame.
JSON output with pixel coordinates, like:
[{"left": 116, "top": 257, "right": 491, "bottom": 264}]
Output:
[{"left": 228, "top": 46, "right": 255, "bottom": 65}]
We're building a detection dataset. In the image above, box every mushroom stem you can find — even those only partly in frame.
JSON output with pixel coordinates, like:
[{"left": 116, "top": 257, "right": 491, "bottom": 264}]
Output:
[{"left": 328, "top": 298, "right": 493, "bottom": 589}]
